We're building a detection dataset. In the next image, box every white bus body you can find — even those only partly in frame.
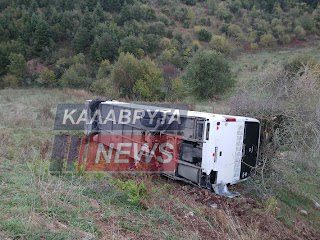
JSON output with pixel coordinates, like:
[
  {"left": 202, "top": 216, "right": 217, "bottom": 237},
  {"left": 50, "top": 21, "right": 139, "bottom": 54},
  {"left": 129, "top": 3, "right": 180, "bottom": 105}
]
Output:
[{"left": 85, "top": 100, "right": 260, "bottom": 197}]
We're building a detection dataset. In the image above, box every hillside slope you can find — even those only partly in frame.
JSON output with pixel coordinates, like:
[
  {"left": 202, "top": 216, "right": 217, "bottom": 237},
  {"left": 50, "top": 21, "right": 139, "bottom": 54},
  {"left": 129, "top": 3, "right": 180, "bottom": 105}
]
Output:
[
  {"left": 0, "top": 0, "right": 319, "bottom": 97},
  {"left": 0, "top": 88, "right": 319, "bottom": 239}
]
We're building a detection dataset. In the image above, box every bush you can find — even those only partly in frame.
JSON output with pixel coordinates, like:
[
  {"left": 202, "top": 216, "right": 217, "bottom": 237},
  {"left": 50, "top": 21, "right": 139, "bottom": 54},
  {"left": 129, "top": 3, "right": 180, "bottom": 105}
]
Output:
[
  {"left": 96, "top": 60, "right": 112, "bottom": 79},
  {"left": 259, "top": 33, "right": 276, "bottom": 47},
  {"left": 173, "top": 7, "right": 194, "bottom": 22},
  {"left": 143, "top": 34, "right": 160, "bottom": 54},
  {"left": 1, "top": 74, "right": 19, "bottom": 88},
  {"left": 118, "top": 3, "right": 156, "bottom": 25},
  {"left": 197, "top": 29, "right": 212, "bottom": 42},
  {"left": 8, "top": 53, "right": 27, "bottom": 79},
  {"left": 227, "top": 24, "right": 244, "bottom": 41},
  {"left": 253, "top": 18, "right": 269, "bottom": 35},
  {"left": 228, "top": 0, "right": 242, "bottom": 13},
  {"left": 112, "top": 179, "right": 148, "bottom": 206},
  {"left": 90, "top": 24, "right": 120, "bottom": 62},
  {"left": 217, "top": 4, "right": 233, "bottom": 22},
  {"left": 147, "top": 21, "right": 166, "bottom": 36},
  {"left": 181, "top": 0, "right": 196, "bottom": 6},
  {"left": 294, "top": 25, "right": 306, "bottom": 40},
  {"left": 90, "top": 78, "right": 119, "bottom": 98},
  {"left": 38, "top": 68, "right": 56, "bottom": 87},
  {"left": 207, "top": 0, "right": 217, "bottom": 15},
  {"left": 298, "top": 14, "right": 315, "bottom": 32},
  {"left": 60, "top": 63, "right": 91, "bottom": 88},
  {"left": 111, "top": 52, "right": 165, "bottom": 100},
  {"left": 283, "top": 55, "right": 318, "bottom": 76},
  {"left": 272, "top": 24, "right": 285, "bottom": 39},
  {"left": 169, "top": 78, "right": 187, "bottom": 101},
  {"left": 183, "top": 50, "right": 234, "bottom": 99},
  {"left": 209, "top": 35, "right": 232, "bottom": 55},
  {"left": 250, "top": 42, "right": 259, "bottom": 51},
  {"left": 119, "top": 35, "right": 145, "bottom": 58}
]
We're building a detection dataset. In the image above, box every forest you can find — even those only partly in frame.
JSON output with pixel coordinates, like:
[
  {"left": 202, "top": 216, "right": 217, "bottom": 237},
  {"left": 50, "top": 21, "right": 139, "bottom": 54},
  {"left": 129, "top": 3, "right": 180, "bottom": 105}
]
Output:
[{"left": 0, "top": 0, "right": 319, "bottom": 101}]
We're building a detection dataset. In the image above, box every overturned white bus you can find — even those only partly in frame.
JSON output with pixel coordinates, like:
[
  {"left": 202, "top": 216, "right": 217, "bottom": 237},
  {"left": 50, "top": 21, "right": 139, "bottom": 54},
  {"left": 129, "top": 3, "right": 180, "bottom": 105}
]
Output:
[{"left": 84, "top": 100, "right": 260, "bottom": 198}]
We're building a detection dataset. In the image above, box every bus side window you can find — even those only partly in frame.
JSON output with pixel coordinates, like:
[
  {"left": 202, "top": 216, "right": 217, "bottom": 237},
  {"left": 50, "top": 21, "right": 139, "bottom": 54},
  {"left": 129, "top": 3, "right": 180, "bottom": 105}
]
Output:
[
  {"left": 195, "top": 121, "right": 204, "bottom": 140},
  {"left": 205, "top": 123, "right": 210, "bottom": 140}
]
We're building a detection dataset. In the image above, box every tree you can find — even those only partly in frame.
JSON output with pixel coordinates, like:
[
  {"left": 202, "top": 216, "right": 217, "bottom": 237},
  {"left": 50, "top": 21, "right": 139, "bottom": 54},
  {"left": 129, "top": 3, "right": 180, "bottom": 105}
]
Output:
[
  {"left": 132, "top": 59, "right": 165, "bottom": 101},
  {"left": 259, "top": 33, "right": 276, "bottom": 47},
  {"left": 73, "top": 26, "right": 92, "bottom": 53},
  {"left": 73, "top": 10, "right": 94, "bottom": 52},
  {"left": 183, "top": 50, "right": 234, "bottom": 99},
  {"left": 294, "top": 25, "right": 306, "bottom": 40},
  {"left": 197, "top": 29, "right": 212, "bottom": 42},
  {"left": 33, "top": 18, "right": 51, "bottom": 53},
  {"left": 111, "top": 52, "right": 164, "bottom": 100},
  {"left": 207, "top": 0, "right": 217, "bottom": 15},
  {"left": 90, "top": 23, "right": 121, "bottom": 62},
  {"left": 8, "top": 53, "right": 27, "bottom": 79},
  {"left": 119, "top": 35, "right": 144, "bottom": 58},
  {"left": 209, "top": 35, "right": 233, "bottom": 55},
  {"left": 38, "top": 68, "right": 56, "bottom": 87},
  {"left": 60, "top": 63, "right": 91, "bottom": 88},
  {"left": 96, "top": 60, "right": 112, "bottom": 79}
]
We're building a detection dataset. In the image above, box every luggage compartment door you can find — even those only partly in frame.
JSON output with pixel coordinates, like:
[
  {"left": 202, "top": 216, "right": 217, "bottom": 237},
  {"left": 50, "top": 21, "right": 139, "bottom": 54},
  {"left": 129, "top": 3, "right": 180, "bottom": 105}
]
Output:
[{"left": 215, "top": 121, "right": 245, "bottom": 184}]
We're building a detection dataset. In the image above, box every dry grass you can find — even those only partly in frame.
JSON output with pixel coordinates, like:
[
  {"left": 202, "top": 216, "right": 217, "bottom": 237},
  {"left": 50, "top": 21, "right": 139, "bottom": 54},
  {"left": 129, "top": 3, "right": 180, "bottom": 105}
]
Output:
[{"left": 0, "top": 88, "right": 318, "bottom": 239}]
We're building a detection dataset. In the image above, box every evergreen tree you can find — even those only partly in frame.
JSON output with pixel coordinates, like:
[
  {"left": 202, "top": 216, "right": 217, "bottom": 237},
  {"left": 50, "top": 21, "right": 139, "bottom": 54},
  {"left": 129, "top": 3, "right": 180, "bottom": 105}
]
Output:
[
  {"left": 33, "top": 18, "right": 51, "bottom": 53},
  {"left": 8, "top": 53, "right": 27, "bottom": 79}
]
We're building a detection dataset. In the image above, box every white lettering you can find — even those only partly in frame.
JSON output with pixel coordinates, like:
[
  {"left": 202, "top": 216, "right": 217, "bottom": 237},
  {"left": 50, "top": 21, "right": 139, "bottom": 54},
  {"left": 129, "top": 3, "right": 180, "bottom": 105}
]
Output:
[
  {"left": 114, "top": 143, "right": 131, "bottom": 163},
  {"left": 157, "top": 143, "right": 173, "bottom": 163},
  {"left": 62, "top": 109, "right": 76, "bottom": 124},
  {"left": 95, "top": 143, "right": 113, "bottom": 163}
]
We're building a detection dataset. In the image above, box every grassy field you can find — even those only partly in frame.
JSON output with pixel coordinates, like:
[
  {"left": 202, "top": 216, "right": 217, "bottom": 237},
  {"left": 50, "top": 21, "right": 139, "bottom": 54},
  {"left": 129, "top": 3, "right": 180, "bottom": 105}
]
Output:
[
  {"left": 0, "top": 88, "right": 317, "bottom": 239},
  {"left": 1, "top": 45, "right": 320, "bottom": 239}
]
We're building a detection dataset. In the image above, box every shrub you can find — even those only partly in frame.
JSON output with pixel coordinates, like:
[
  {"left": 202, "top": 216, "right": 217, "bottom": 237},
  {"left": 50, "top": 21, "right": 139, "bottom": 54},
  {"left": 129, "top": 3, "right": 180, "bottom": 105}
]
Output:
[
  {"left": 183, "top": 50, "right": 234, "bottom": 99},
  {"left": 253, "top": 18, "right": 269, "bottom": 35},
  {"left": 209, "top": 35, "right": 232, "bottom": 55},
  {"left": 147, "top": 21, "right": 166, "bottom": 36},
  {"left": 169, "top": 78, "right": 187, "bottom": 101},
  {"left": 192, "top": 40, "right": 201, "bottom": 51},
  {"left": 217, "top": 4, "right": 233, "bottom": 22},
  {"left": 113, "top": 179, "right": 148, "bottom": 206},
  {"left": 1, "top": 74, "right": 19, "bottom": 88},
  {"left": 197, "top": 29, "right": 212, "bottom": 42},
  {"left": 174, "top": 7, "right": 194, "bottom": 22},
  {"left": 283, "top": 55, "right": 317, "bottom": 76},
  {"left": 207, "top": 0, "right": 217, "bottom": 15},
  {"left": 294, "top": 25, "right": 306, "bottom": 40},
  {"left": 38, "top": 68, "right": 56, "bottom": 87},
  {"left": 111, "top": 52, "right": 165, "bottom": 100},
  {"left": 118, "top": 3, "right": 156, "bottom": 25},
  {"left": 119, "top": 35, "right": 145, "bottom": 58},
  {"left": 8, "top": 53, "right": 27, "bottom": 79},
  {"left": 143, "top": 34, "right": 160, "bottom": 54},
  {"left": 227, "top": 24, "right": 244, "bottom": 41},
  {"left": 90, "top": 24, "right": 120, "bottom": 62},
  {"left": 250, "top": 42, "right": 259, "bottom": 51},
  {"left": 96, "top": 60, "right": 111, "bottom": 79},
  {"left": 132, "top": 59, "right": 165, "bottom": 101},
  {"left": 181, "top": 0, "right": 196, "bottom": 6},
  {"left": 90, "top": 78, "right": 119, "bottom": 98},
  {"left": 279, "top": 34, "right": 291, "bottom": 45},
  {"left": 298, "top": 14, "right": 315, "bottom": 32},
  {"left": 272, "top": 24, "right": 285, "bottom": 39},
  {"left": 259, "top": 33, "right": 276, "bottom": 47},
  {"left": 228, "top": 0, "right": 242, "bottom": 13},
  {"left": 60, "top": 63, "right": 91, "bottom": 88},
  {"left": 159, "top": 37, "right": 172, "bottom": 50}
]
